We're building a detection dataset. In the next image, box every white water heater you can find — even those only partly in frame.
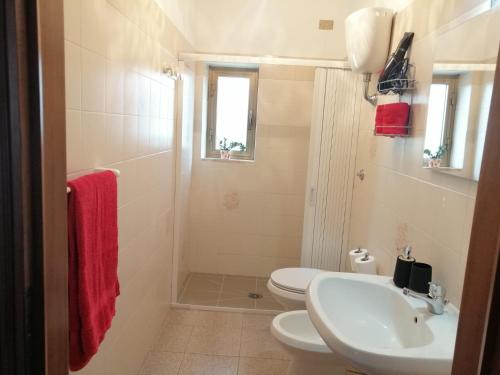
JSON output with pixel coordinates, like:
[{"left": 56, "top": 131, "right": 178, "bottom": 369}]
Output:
[{"left": 345, "top": 8, "right": 394, "bottom": 74}]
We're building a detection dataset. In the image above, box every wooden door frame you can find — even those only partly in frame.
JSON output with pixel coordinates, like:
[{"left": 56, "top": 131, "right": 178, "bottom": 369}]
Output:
[
  {"left": 0, "top": 0, "right": 67, "bottom": 374},
  {"left": 452, "top": 47, "right": 500, "bottom": 374},
  {"left": 36, "top": 0, "right": 69, "bottom": 373}
]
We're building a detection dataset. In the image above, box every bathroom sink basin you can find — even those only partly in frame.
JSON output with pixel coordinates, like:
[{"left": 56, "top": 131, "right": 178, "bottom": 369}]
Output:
[{"left": 306, "top": 272, "right": 458, "bottom": 375}]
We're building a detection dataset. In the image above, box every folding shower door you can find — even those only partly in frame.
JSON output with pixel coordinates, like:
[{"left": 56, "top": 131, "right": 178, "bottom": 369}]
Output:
[{"left": 301, "top": 68, "right": 363, "bottom": 271}]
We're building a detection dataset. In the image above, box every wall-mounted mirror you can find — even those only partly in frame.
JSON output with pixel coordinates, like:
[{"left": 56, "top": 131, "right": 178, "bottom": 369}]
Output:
[{"left": 422, "top": 8, "right": 499, "bottom": 181}]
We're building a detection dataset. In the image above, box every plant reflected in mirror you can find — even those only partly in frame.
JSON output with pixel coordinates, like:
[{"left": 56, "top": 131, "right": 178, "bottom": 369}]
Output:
[{"left": 422, "top": 9, "right": 498, "bottom": 180}]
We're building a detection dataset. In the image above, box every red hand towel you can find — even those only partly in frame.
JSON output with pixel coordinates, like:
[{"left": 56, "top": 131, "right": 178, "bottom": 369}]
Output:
[
  {"left": 67, "top": 171, "right": 119, "bottom": 371},
  {"left": 375, "top": 104, "right": 386, "bottom": 135},
  {"left": 383, "top": 103, "right": 410, "bottom": 135},
  {"left": 375, "top": 103, "right": 410, "bottom": 135}
]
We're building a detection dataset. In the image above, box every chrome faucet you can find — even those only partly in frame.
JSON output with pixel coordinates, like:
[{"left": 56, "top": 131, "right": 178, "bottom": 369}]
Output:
[{"left": 403, "top": 282, "right": 448, "bottom": 315}]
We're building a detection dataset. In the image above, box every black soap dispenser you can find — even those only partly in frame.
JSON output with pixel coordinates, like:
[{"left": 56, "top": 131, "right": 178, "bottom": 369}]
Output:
[{"left": 393, "top": 245, "right": 415, "bottom": 288}]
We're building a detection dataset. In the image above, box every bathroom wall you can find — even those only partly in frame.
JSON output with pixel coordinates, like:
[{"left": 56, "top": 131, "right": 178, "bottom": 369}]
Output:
[
  {"left": 186, "top": 0, "right": 412, "bottom": 60},
  {"left": 152, "top": 0, "right": 196, "bottom": 45},
  {"left": 185, "top": 64, "right": 314, "bottom": 278},
  {"left": 63, "top": 0, "right": 192, "bottom": 373},
  {"left": 348, "top": 0, "right": 498, "bottom": 306}
]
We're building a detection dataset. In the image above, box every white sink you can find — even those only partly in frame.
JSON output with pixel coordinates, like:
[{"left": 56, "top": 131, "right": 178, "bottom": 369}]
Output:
[{"left": 306, "top": 272, "right": 458, "bottom": 375}]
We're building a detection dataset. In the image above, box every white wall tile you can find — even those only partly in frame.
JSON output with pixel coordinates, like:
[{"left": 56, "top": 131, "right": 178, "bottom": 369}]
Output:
[
  {"left": 63, "top": 0, "right": 81, "bottom": 44},
  {"left": 81, "top": 112, "right": 106, "bottom": 168},
  {"left": 66, "top": 110, "right": 84, "bottom": 173},
  {"left": 256, "top": 80, "right": 313, "bottom": 127},
  {"left": 65, "top": 1, "right": 192, "bottom": 375},
  {"left": 106, "top": 60, "right": 125, "bottom": 114},
  {"left": 137, "top": 75, "right": 151, "bottom": 117},
  {"left": 64, "top": 41, "right": 81, "bottom": 110},
  {"left": 81, "top": 49, "right": 106, "bottom": 112},
  {"left": 105, "top": 114, "right": 124, "bottom": 163},
  {"left": 124, "top": 70, "right": 138, "bottom": 115},
  {"left": 106, "top": 3, "right": 126, "bottom": 63},
  {"left": 81, "top": 0, "right": 107, "bottom": 56},
  {"left": 123, "top": 115, "right": 139, "bottom": 159}
]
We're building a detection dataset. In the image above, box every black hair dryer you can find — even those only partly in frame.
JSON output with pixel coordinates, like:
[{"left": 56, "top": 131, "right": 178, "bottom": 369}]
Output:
[{"left": 377, "top": 32, "right": 414, "bottom": 94}]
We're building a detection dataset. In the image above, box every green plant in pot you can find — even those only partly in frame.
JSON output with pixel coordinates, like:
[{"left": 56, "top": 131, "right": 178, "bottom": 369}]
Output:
[
  {"left": 424, "top": 145, "right": 447, "bottom": 168},
  {"left": 219, "top": 137, "right": 246, "bottom": 159}
]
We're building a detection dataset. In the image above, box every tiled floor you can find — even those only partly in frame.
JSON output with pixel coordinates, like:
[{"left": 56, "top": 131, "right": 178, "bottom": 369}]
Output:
[
  {"left": 139, "top": 309, "right": 291, "bottom": 375},
  {"left": 178, "top": 273, "right": 283, "bottom": 311}
]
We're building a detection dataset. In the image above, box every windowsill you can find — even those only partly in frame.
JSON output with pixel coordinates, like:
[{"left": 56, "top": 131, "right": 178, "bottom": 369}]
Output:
[
  {"left": 423, "top": 166, "right": 462, "bottom": 170},
  {"left": 201, "top": 157, "right": 255, "bottom": 163}
]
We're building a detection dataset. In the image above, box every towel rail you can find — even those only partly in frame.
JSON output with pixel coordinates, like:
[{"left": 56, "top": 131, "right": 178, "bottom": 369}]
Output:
[{"left": 66, "top": 168, "right": 121, "bottom": 194}]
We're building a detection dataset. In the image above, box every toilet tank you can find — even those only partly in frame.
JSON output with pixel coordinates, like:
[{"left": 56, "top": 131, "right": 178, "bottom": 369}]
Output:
[{"left": 345, "top": 8, "right": 394, "bottom": 74}]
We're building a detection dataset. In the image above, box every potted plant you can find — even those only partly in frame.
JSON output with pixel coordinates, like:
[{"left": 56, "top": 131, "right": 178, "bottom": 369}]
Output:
[
  {"left": 219, "top": 137, "right": 246, "bottom": 159},
  {"left": 424, "top": 145, "right": 447, "bottom": 168}
]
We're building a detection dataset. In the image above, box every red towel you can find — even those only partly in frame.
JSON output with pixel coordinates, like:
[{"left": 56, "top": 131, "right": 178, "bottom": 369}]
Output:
[
  {"left": 67, "top": 171, "right": 119, "bottom": 371},
  {"left": 375, "top": 103, "right": 410, "bottom": 135},
  {"left": 375, "top": 104, "right": 385, "bottom": 126}
]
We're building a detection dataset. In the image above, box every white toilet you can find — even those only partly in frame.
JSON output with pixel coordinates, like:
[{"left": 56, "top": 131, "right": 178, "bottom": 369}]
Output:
[
  {"left": 267, "top": 267, "right": 325, "bottom": 310},
  {"left": 271, "top": 310, "right": 348, "bottom": 375}
]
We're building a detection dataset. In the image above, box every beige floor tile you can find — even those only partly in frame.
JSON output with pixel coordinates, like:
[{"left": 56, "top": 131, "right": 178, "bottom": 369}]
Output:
[
  {"left": 178, "top": 353, "right": 238, "bottom": 375},
  {"left": 238, "top": 357, "right": 289, "bottom": 375},
  {"left": 164, "top": 309, "right": 201, "bottom": 327},
  {"left": 221, "top": 276, "right": 257, "bottom": 294},
  {"left": 192, "top": 310, "right": 243, "bottom": 329},
  {"left": 255, "top": 279, "right": 284, "bottom": 310},
  {"left": 178, "top": 273, "right": 282, "bottom": 310},
  {"left": 186, "top": 326, "right": 241, "bottom": 356},
  {"left": 240, "top": 328, "right": 291, "bottom": 360},
  {"left": 186, "top": 274, "right": 223, "bottom": 293},
  {"left": 218, "top": 295, "right": 256, "bottom": 309},
  {"left": 190, "top": 273, "right": 224, "bottom": 282},
  {"left": 139, "top": 351, "right": 184, "bottom": 375},
  {"left": 256, "top": 277, "right": 270, "bottom": 290},
  {"left": 179, "top": 291, "right": 220, "bottom": 306},
  {"left": 255, "top": 295, "right": 283, "bottom": 310},
  {"left": 242, "top": 314, "right": 275, "bottom": 330},
  {"left": 153, "top": 324, "right": 193, "bottom": 353}
]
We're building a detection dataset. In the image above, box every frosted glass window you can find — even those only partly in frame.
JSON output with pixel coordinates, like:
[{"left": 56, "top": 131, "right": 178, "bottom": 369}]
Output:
[
  {"left": 423, "top": 75, "right": 458, "bottom": 167},
  {"left": 424, "top": 84, "right": 449, "bottom": 153},
  {"left": 206, "top": 67, "right": 258, "bottom": 160},
  {"left": 215, "top": 77, "right": 250, "bottom": 149}
]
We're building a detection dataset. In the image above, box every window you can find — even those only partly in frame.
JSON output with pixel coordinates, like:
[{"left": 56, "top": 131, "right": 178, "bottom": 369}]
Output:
[
  {"left": 424, "top": 75, "right": 458, "bottom": 166},
  {"left": 206, "top": 67, "right": 258, "bottom": 160}
]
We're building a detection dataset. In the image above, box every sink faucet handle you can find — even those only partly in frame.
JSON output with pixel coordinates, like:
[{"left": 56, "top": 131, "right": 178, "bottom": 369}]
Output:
[{"left": 428, "top": 281, "right": 446, "bottom": 299}]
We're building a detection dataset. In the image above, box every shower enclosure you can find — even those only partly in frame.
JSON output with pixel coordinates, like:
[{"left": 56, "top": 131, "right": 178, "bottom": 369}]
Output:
[{"left": 172, "top": 61, "right": 361, "bottom": 311}]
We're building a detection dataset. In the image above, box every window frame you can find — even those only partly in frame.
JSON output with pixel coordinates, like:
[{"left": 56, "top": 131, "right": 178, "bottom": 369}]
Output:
[{"left": 206, "top": 66, "right": 259, "bottom": 160}]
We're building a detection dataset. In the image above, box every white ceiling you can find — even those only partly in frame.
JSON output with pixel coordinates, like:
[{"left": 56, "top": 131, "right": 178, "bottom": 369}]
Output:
[{"left": 154, "top": 0, "right": 415, "bottom": 59}]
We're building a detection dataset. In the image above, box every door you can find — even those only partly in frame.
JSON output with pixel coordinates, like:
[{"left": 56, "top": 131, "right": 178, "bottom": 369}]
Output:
[
  {"left": 301, "top": 68, "right": 362, "bottom": 271},
  {"left": 0, "top": 1, "right": 68, "bottom": 374}
]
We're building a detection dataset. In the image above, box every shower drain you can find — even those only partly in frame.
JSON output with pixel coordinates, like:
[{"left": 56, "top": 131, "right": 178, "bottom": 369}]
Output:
[{"left": 248, "top": 292, "right": 263, "bottom": 299}]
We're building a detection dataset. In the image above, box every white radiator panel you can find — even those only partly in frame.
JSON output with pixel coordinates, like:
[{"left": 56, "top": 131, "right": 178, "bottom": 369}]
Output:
[{"left": 301, "top": 69, "right": 362, "bottom": 271}]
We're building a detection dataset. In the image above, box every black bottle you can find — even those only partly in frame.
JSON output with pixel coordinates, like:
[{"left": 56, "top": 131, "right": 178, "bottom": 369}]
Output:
[{"left": 393, "top": 245, "right": 416, "bottom": 288}]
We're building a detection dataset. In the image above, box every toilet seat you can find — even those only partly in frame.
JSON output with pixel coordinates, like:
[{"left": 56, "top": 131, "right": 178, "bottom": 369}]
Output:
[{"left": 270, "top": 268, "right": 325, "bottom": 294}]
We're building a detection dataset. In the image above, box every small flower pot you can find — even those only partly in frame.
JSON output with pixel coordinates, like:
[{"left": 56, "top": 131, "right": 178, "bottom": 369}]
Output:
[
  {"left": 429, "top": 159, "right": 441, "bottom": 168},
  {"left": 220, "top": 150, "right": 230, "bottom": 160}
]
